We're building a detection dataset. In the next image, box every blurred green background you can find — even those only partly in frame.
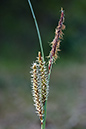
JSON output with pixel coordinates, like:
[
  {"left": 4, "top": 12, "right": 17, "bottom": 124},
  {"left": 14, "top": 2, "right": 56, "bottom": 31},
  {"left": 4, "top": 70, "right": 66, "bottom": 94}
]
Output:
[{"left": 0, "top": 0, "right": 86, "bottom": 129}]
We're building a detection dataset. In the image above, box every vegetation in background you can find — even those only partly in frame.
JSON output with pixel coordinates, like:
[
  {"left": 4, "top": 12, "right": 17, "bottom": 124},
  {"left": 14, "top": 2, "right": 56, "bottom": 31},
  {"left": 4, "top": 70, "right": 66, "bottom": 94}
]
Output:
[
  {"left": 0, "top": 0, "right": 86, "bottom": 63},
  {"left": 0, "top": 0, "right": 86, "bottom": 129}
]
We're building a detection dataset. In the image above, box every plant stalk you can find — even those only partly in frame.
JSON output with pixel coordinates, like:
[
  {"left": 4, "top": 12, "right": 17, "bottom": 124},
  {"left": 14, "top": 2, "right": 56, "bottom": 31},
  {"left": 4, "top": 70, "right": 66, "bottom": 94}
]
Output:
[
  {"left": 43, "top": 101, "right": 47, "bottom": 129},
  {"left": 28, "top": 0, "right": 44, "bottom": 61}
]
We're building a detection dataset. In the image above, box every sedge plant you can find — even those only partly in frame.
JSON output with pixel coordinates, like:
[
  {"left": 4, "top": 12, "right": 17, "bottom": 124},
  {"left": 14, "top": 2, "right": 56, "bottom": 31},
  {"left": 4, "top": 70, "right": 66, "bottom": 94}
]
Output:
[{"left": 28, "top": 0, "right": 65, "bottom": 129}]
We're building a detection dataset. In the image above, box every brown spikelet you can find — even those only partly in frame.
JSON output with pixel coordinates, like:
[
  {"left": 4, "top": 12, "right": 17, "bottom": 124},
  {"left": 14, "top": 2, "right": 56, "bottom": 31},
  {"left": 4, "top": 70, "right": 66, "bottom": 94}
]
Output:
[
  {"left": 31, "top": 63, "right": 43, "bottom": 123},
  {"left": 48, "top": 7, "right": 65, "bottom": 72}
]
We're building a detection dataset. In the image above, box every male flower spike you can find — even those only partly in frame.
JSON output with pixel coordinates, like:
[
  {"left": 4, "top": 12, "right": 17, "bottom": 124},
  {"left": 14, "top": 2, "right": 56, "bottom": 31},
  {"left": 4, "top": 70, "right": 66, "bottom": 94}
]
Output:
[{"left": 48, "top": 8, "right": 65, "bottom": 73}]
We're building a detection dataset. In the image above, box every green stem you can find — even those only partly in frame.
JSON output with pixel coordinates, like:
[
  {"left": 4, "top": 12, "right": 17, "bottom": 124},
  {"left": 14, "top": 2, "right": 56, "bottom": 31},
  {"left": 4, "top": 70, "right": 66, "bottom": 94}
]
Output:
[
  {"left": 28, "top": 0, "right": 44, "bottom": 61},
  {"left": 42, "top": 61, "right": 53, "bottom": 129},
  {"left": 41, "top": 101, "right": 47, "bottom": 129},
  {"left": 43, "top": 101, "right": 47, "bottom": 129},
  {"left": 41, "top": 124, "right": 43, "bottom": 129}
]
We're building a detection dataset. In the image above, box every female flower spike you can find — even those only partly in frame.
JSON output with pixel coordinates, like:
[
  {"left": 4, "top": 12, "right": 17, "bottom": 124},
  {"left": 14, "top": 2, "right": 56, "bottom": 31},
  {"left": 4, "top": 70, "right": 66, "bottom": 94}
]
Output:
[
  {"left": 36, "top": 52, "right": 49, "bottom": 104},
  {"left": 48, "top": 7, "right": 65, "bottom": 73},
  {"left": 31, "top": 52, "right": 49, "bottom": 124},
  {"left": 31, "top": 63, "right": 43, "bottom": 124}
]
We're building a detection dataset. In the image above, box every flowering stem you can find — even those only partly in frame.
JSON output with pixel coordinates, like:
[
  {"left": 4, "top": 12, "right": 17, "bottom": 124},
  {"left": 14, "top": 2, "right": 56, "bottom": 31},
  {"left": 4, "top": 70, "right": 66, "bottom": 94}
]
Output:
[
  {"left": 28, "top": 0, "right": 44, "bottom": 61},
  {"left": 28, "top": 1, "right": 46, "bottom": 129}
]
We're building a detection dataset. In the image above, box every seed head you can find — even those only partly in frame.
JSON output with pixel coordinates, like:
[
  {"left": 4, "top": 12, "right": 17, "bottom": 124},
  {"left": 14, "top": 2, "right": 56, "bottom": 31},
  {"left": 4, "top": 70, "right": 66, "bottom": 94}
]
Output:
[
  {"left": 36, "top": 52, "right": 49, "bottom": 103},
  {"left": 30, "top": 52, "right": 49, "bottom": 123},
  {"left": 31, "top": 62, "right": 43, "bottom": 122}
]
